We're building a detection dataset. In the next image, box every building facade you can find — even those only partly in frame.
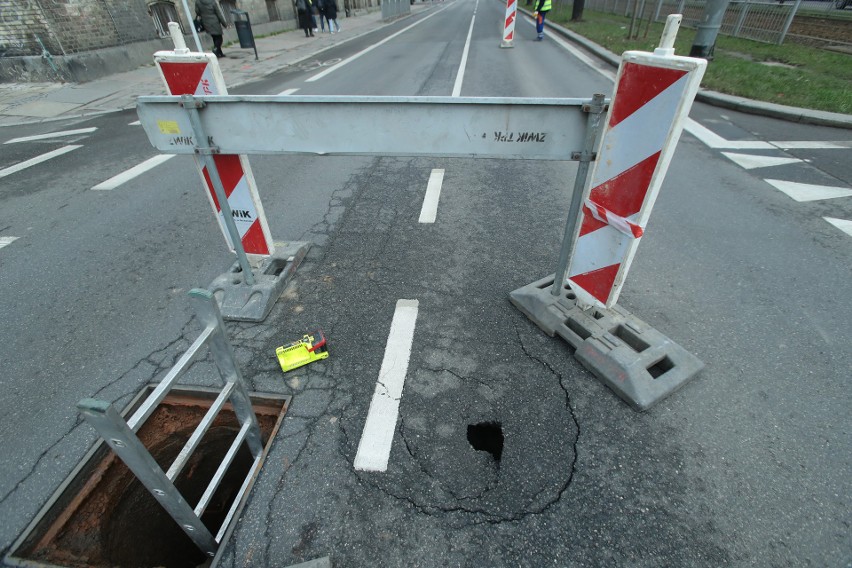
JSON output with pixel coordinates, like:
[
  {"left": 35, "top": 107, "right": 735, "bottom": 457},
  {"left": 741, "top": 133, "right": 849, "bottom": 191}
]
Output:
[{"left": 0, "top": 0, "right": 300, "bottom": 82}]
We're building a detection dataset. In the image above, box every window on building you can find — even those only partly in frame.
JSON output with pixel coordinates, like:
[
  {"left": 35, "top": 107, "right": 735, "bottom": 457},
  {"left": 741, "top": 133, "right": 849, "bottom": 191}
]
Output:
[
  {"left": 220, "top": 0, "right": 237, "bottom": 24},
  {"left": 267, "top": 0, "right": 281, "bottom": 21},
  {"left": 149, "top": 1, "right": 184, "bottom": 37}
]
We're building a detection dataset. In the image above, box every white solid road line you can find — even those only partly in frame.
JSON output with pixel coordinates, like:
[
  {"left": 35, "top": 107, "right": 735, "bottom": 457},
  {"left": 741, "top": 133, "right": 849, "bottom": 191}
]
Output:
[
  {"left": 91, "top": 154, "right": 175, "bottom": 190},
  {"left": 278, "top": 88, "right": 300, "bottom": 95},
  {"left": 0, "top": 236, "right": 19, "bottom": 250},
  {"left": 452, "top": 0, "right": 478, "bottom": 97},
  {"left": 772, "top": 141, "right": 852, "bottom": 150},
  {"left": 419, "top": 169, "right": 445, "bottom": 223},
  {"left": 721, "top": 152, "right": 802, "bottom": 170},
  {"left": 683, "top": 119, "right": 773, "bottom": 150},
  {"left": 531, "top": 18, "right": 617, "bottom": 82},
  {"left": 0, "top": 145, "right": 82, "bottom": 179},
  {"left": 306, "top": 4, "right": 451, "bottom": 82},
  {"left": 4, "top": 127, "right": 97, "bottom": 144},
  {"left": 354, "top": 299, "right": 420, "bottom": 472},
  {"left": 765, "top": 179, "right": 852, "bottom": 202},
  {"left": 824, "top": 217, "right": 852, "bottom": 237},
  {"left": 128, "top": 120, "right": 141, "bottom": 126}
]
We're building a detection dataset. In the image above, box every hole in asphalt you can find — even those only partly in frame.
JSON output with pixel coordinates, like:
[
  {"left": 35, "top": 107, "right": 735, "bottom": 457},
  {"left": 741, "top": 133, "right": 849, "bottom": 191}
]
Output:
[{"left": 467, "top": 422, "right": 504, "bottom": 462}]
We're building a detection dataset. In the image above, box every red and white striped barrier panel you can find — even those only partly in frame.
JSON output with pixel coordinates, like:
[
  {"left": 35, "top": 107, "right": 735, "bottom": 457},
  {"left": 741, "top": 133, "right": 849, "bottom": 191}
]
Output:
[
  {"left": 501, "top": 0, "right": 517, "bottom": 48},
  {"left": 154, "top": 51, "right": 275, "bottom": 259},
  {"left": 565, "top": 49, "right": 706, "bottom": 309}
]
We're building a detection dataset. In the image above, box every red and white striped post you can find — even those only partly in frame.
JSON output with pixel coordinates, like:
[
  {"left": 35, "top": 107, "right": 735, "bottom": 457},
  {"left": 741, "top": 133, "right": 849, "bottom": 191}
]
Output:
[
  {"left": 560, "top": 15, "right": 706, "bottom": 309},
  {"left": 154, "top": 23, "right": 275, "bottom": 264},
  {"left": 501, "top": 0, "right": 517, "bottom": 48}
]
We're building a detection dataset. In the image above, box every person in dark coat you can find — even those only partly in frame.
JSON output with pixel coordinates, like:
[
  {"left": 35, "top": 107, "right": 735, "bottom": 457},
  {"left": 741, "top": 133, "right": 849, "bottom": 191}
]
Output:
[
  {"left": 325, "top": 0, "right": 340, "bottom": 33},
  {"left": 296, "top": 0, "right": 315, "bottom": 37},
  {"left": 316, "top": 0, "right": 328, "bottom": 32},
  {"left": 195, "top": 0, "right": 228, "bottom": 57}
]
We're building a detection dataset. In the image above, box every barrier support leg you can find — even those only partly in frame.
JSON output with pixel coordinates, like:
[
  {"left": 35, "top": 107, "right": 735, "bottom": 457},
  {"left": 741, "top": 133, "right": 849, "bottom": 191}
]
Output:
[
  {"left": 180, "top": 95, "right": 312, "bottom": 321},
  {"left": 552, "top": 93, "right": 607, "bottom": 300}
]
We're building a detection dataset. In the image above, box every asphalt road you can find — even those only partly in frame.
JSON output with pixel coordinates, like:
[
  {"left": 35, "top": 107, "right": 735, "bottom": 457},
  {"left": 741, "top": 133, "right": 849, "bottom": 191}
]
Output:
[{"left": 0, "top": 1, "right": 850, "bottom": 566}]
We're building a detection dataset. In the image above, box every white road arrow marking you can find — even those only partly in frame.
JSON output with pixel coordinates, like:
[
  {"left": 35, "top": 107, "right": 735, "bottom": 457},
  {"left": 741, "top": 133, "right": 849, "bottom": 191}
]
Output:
[
  {"left": 824, "top": 217, "right": 852, "bottom": 237},
  {"left": 765, "top": 179, "right": 852, "bottom": 202},
  {"left": 0, "top": 236, "right": 19, "bottom": 250},
  {"left": 721, "top": 152, "right": 802, "bottom": 170}
]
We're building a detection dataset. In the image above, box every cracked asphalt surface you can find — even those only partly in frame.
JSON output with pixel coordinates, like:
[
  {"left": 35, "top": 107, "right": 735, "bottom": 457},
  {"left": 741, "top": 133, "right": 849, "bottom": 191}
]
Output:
[
  {"left": 1, "top": 1, "right": 850, "bottom": 566},
  {"left": 209, "top": 155, "right": 731, "bottom": 567}
]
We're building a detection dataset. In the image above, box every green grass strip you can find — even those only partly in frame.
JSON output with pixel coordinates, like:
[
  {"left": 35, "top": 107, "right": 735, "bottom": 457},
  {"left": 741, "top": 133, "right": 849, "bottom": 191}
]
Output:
[{"left": 548, "top": 9, "right": 852, "bottom": 114}]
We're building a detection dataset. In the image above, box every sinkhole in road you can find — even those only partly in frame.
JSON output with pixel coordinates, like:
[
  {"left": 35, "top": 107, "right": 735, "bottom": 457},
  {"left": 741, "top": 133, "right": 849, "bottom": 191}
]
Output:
[
  {"left": 9, "top": 386, "right": 289, "bottom": 568},
  {"left": 467, "top": 422, "right": 504, "bottom": 462}
]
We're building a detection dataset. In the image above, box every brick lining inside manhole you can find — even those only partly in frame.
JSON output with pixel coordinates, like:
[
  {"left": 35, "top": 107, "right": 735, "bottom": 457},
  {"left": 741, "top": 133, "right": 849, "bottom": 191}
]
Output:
[
  {"left": 8, "top": 386, "right": 288, "bottom": 568},
  {"left": 467, "top": 422, "right": 504, "bottom": 462}
]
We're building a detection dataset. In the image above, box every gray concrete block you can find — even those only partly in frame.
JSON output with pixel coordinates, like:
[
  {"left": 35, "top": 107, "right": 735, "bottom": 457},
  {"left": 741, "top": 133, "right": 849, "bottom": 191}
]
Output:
[
  {"left": 210, "top": 241, "right": 311, "bottom": 322},
  {"left": 510, "top": 275, "right": 704, "bottom": 411}
]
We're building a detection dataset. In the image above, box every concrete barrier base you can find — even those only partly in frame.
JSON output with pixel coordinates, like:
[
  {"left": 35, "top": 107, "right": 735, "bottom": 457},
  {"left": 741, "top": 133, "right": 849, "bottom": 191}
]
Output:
[
  {"left": 510, "top": 274, "right": 704, "bottom": 411},
  {"left": 209, "top": 241, "right": 311, "bottom": 322}
]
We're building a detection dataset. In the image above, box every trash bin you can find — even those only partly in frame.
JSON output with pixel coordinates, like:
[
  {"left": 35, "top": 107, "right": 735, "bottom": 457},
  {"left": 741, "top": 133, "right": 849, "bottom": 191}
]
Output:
[{"left": 230, "top": 9, "right": 258, "bottom": 59}]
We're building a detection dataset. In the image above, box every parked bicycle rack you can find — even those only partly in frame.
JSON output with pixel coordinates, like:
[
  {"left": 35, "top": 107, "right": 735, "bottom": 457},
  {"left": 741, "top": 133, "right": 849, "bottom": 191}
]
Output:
[{"left": 77, "top": 289, "right": 263, "bottom": 558}]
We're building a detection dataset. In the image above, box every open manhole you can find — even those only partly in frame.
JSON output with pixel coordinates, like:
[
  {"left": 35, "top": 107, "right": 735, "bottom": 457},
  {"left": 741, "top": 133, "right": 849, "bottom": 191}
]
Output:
[{"left": 7, "top": 385, "right": 289, "bottom": 568}]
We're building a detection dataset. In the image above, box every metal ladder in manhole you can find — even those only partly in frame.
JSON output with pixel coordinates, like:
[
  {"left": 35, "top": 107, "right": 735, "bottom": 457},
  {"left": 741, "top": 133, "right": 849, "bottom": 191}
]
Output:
[{"left": 78, "top": 289, "right": 263, "bottom": 558}]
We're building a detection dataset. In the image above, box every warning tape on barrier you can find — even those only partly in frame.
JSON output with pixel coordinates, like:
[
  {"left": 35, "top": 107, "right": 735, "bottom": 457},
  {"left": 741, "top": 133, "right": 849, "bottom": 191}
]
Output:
[
  {"left": 154, "top": 52, "right": 274, "bottom": 258},
  {"left": 566, "top": 50, "right": 706, "bottom": 309}
]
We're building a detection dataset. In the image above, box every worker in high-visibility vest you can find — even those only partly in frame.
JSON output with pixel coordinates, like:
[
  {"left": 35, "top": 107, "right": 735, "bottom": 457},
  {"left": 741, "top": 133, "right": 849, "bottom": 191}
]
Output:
[{"left": 532, "top": 0, "right": 551, "bottom": 41}]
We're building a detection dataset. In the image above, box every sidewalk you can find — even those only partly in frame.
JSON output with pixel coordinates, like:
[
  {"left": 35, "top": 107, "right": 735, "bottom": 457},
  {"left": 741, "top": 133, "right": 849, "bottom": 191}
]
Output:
[
  {"left": 0, "top": 6, "right": 428, "bottom": 128},
  {"left": 1, "top": 3, "right": 849, "bottom": 129}
]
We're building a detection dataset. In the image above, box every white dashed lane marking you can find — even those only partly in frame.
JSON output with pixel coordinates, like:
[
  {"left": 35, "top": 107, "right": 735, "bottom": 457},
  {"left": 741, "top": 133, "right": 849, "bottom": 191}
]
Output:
[
  {"left": 91, "top": 155, "right": 175, "bottom": 190},
  {"left": 4, "top": 127, "right": 97, "bottom": 144},
  {"left": 418, "top": 169, "right": 445, "bottom": 224},
  {"left": 0, "top": 145, "right": 83, "bottom": 179},
  {"left": 354, "top": 299, "right": 419, "bottom": 473}
]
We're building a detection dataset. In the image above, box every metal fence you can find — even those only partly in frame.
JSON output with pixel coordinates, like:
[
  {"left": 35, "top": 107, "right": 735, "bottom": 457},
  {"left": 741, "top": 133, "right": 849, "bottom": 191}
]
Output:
[
  {"left": 580, "top": 0, "right": 803, "bottom": 44},
  {"left": 381, "top": 0, "right": 412, "bottom": 19}
]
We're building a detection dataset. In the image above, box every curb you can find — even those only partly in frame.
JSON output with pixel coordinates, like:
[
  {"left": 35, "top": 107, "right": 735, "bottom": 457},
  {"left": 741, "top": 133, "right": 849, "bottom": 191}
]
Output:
[{"left": 521, "top": 8, "right": 852, "bottom": 130}]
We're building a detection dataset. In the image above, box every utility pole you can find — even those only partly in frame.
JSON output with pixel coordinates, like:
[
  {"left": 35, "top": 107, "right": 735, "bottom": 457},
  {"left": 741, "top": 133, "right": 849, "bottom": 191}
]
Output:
[
  {"left": 689, "top": 0, "right": 731, "bottom": 58},
  {"left": 572, "top": 0, "right": 585, "bottom": 20}
]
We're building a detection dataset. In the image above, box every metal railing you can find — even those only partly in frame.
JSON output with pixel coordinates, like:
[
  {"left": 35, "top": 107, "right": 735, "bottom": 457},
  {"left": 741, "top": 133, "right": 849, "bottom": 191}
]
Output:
[
  {"left": 77, "top": 288, "right": 263, "bottom": 558},
  {"left": 581, "top": 0, "right": 804, "bottom": 44}
]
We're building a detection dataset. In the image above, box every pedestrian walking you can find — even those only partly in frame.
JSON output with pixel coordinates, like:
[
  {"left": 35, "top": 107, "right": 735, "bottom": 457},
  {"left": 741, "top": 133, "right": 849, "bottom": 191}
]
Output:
[
  {"left": 532, "top": 0, "right": 551, "bottom": 41},
  {"left": 195, "top": 0, "right": 229, "bottom": 57},
  {"left": 316, "top": 0, "right": 329, "bottom": 32},
  {"left": 296, "top": 0, "right": 315, "bottom": 37},
  {"left": 325, "top": 0, "right": 341, "bottom": 33}
]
